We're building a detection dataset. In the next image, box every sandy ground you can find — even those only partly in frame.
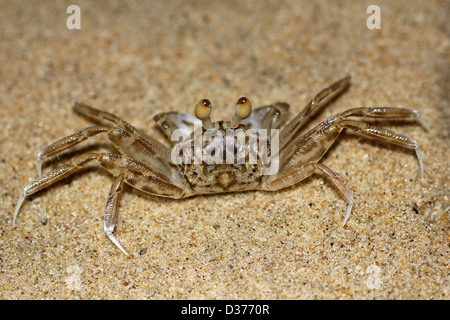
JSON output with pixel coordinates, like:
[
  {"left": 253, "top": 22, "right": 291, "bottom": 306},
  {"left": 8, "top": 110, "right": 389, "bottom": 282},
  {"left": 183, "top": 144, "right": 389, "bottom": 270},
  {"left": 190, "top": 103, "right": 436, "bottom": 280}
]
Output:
[{"left": 0, "top": 0, "right": 448, "bottom": 299}]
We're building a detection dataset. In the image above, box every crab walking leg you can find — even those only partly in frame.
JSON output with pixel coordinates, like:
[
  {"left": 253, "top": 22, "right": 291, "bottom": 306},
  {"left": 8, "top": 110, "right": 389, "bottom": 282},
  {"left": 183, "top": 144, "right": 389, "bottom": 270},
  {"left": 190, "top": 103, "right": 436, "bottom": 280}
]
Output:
[
  {"left": 36, "top": 125, "right": 174, "bottom": 178},
  {"left": 280, "top": 109, "right": 425, "bottom": 177},
  {"left": 74, "top": 102, "right": 172, "bottom": 160},
  {"left": 73, "top": 102, "right": 137, "bottom": 133},
  {"left": 14, "top": 153, "right": 100, "bottom": 224},
  {"left": 339, "top": 107, "right": 429, "bottom": 131},
  {"left": 263, "top": 162, "right": 353, "bottom": 226},
  {"left": 36, "top": 126, "right": 109, "bottom": 177},
  {"left": 339, "top": 120, "right": 424, "bottom": 176},
  {"left": 14, "top": 152, "right": 184, "bottom": 225},
  {"left": 337, "top": 107, "right": 426, "bottom": 175},
  {"left": 279, "top": 75, "right": 351, "bottom": 149},
  {"left": 104, "top": 175, "right": 129, "bottom": 255}
]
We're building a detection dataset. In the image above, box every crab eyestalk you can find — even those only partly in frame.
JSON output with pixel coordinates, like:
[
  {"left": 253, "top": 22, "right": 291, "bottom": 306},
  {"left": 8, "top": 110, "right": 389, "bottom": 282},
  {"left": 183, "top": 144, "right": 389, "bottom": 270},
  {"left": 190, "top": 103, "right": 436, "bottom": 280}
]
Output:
[
  {"left": 229, "top": 97, "right": 252, "bottom": 128},
  {"left": 195, "top": 98, "right": 213, "bottom": 129}
]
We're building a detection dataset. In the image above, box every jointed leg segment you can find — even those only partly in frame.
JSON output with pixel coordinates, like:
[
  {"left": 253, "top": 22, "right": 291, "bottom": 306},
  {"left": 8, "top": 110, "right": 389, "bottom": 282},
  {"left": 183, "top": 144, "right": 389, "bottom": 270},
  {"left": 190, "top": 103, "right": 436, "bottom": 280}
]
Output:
[
  {"left": 280, "top": 107, "right": 425, "bottom": 177},
  {"left": 14, "top": 152, "right": 100, "bottom": 225},
  {"left": 14, "top": 152, "right": 185, "bottom": 254},
  {"left": 74, "top": 102, "right": 173, "bottom": 160},
  {"left": 264, "top": 84, "right": 425, "bottom": 225},
  {"left": 36, "top": 126, "right": 109, "bottom": 177},
  {"left": 263, "top": 162, "right": 354, "bottom": 226},
  {"left": 37, "top": 123, "right": 174, "bottom": 179},
  {"left": 279, "top": 75, "right": 351, "bottom": 149},
  {"left": 104, "top": 175, "right": 128, "bottom": 255}
]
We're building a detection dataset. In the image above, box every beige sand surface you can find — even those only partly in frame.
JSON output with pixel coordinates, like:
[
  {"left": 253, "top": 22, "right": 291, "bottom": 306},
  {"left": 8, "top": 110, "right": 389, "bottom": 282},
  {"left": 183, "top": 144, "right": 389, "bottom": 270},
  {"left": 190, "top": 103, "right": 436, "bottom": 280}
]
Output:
[{"left": 0, "top": 0, "right": 448, "bottom": 299}]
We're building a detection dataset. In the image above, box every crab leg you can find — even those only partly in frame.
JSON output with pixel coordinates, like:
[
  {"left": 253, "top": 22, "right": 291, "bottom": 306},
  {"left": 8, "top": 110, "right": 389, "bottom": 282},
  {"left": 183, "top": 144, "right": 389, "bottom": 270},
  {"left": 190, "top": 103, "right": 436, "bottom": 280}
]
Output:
[
  {"left": 279, "top": 75, "right": 351, "bottom": 149},
  {"left": 339, "top": 107, "right": 428, "bottom": 130},
  {"left": 14, "top": 152, "right": 185, "bottom": 254},
  {"left": 15, "top": 152, "right": 101, "bottom": 224},
  {"left": 74, "top": 102, "right": 172, "bottom": 160},
  {"left": 279, "top": 107, "right": 424, "bottom": 177},
  {"left": 104, "top": 175, "right": 128, "bottom": 255},
  {"left": 262, "top": 107, "right": 424, "bottom": 225},
  {"left": 36, "top": 125, "right": 109, "bottom": 176},
  {"left": 36, "top": 125, "right": 174, "bottom": 179},
  {"left": 262, "top": 162, "right": 353, "bottom": 226}
]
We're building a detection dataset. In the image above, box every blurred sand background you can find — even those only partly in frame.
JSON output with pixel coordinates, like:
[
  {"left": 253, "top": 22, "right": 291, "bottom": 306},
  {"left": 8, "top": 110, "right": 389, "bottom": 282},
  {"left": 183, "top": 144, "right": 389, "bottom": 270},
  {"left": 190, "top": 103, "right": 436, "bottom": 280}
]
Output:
[{"left": 0, "top": 0, "right": 448, "bottom": 299}]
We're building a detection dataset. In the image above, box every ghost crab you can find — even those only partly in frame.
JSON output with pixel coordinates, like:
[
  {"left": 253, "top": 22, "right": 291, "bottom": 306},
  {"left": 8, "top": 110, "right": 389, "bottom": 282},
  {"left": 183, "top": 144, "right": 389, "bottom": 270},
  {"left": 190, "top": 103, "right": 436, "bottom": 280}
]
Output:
[{"left": 14, "top": 75, "right": 425, "bottom": 255}]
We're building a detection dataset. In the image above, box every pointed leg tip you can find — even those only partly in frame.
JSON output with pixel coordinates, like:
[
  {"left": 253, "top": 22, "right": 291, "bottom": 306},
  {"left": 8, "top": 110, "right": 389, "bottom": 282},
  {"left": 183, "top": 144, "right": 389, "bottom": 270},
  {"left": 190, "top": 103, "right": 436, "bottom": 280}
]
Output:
[
  {"left": 419, "top": 169, "right": 425, "bottom": 182},
  {"left": 13, "top": 210, "right": 20, "bottom": 226},
  {"left": 341, "top": 218, "right": 349, "bottom": 228},
  {"left": 13, "top": 191, "right": 27, "bottom": 225},
  {"left": 106, "top": 232, "right": 130, "bottom": 256},
  {"left": 120, "top": 246, "right": 131, "bottom": 257},
  {"left": 414, "top": 147, "right": 424, "bottom": 180},
  {"left": 418, "top": 117, "right": 430, "bottom": 132},
  {"left": 342, "top": 201, "right": 353, "bottom": 227},
  {"left": 12, "top": 204, "right": 20, "bottom": 224}
]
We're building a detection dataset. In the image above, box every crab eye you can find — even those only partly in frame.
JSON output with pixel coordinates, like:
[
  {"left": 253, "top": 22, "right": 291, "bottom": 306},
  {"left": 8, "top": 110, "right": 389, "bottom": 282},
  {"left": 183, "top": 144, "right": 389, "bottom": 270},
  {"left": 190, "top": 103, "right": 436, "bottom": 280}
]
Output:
[
  {"left": 236, "top": 97, "right": 252, "bottom": 119},
  {"left": 195, "top": 98, "right": 212, "bottom": 120}
]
